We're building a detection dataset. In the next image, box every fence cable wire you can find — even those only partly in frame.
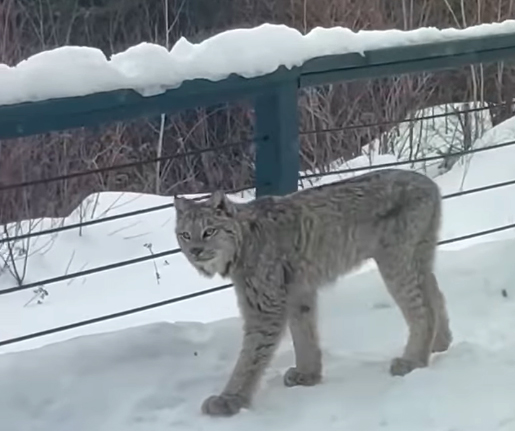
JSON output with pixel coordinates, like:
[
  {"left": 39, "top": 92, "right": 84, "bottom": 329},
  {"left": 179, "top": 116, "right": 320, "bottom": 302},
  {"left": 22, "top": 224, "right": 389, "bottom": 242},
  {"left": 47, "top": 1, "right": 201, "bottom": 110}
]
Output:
[
  {"left": 0, "top": 138, "right": 256, "bottom": 192},
  {"left": 2, "top": 176, "right": 513, "bottom": 297},
  {"left": 1, "top": 248, "right": 182, "bottom": 296},
  {"left": 1, "top": 144, "right": 515, "bottom": 293},
  {"left": 300, "top": 138, "right": 515, "bottom": 180},
  {"left": 2, "top": 170, "right": 515, "bottom": 298},
  {"left": 299, "top": 101, "right": 509, "bottom": 136},
  {"left": 2, "top": 139, "right": 515, "bottom": 245},
  {"left": 0, "top": 283, "right": 234, "bottom": 347},
  {"left": 0, "top": 184, "right": 253, "bottom": 244},
  {"left": 2, "top": 219, "right": 515, "bottom": 347}
]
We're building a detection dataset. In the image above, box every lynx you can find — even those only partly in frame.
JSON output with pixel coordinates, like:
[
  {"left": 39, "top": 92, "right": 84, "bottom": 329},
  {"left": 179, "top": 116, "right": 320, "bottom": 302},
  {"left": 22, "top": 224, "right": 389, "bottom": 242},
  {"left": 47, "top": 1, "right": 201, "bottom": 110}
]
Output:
[{"left": 174, "top": 168, "right": 452, "bottom": 417}]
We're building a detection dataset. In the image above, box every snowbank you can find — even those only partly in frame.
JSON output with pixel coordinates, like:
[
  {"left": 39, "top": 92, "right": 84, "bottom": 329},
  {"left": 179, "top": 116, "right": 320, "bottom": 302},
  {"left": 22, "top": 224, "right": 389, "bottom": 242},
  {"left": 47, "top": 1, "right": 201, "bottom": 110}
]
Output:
[{"left": 2, "top": 21, "right": 515, "bottom": 105}]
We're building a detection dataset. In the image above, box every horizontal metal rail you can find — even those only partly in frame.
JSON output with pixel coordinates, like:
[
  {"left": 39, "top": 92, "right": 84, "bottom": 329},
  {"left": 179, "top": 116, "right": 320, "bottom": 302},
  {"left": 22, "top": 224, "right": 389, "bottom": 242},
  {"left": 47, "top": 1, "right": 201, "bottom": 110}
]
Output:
[{"left": 2, "top": 31, "right": 515, "bottom": 139}]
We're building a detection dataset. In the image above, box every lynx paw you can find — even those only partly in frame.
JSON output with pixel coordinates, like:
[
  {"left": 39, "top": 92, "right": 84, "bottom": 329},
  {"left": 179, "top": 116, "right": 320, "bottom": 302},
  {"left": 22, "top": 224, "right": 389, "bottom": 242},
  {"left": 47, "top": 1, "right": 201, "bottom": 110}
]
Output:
[
  {"left": 432, "top": 330, "right": 453, "bottom": 353},
  {"left": 389, "top": 357, "right": 426, "bottom": 376},
  {"left": 201, "top": 393, "right": 247, "bottom": 417},
  {"left": 283, "top": 367, "right": 321, "bottom": 387}
]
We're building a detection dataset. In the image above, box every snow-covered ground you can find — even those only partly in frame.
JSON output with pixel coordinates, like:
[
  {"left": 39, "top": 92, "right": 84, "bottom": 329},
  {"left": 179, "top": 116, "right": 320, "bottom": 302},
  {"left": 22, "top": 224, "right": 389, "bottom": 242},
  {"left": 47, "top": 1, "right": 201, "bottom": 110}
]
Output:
[
  {"left": 2, "top": 239, "right": 515, "bottom": 431},
  {"left": 3, "top": 107, "right": 515, "bottom": 430},
  {"left": 2, "top": 20, "right": 515, "bottom": 105}
]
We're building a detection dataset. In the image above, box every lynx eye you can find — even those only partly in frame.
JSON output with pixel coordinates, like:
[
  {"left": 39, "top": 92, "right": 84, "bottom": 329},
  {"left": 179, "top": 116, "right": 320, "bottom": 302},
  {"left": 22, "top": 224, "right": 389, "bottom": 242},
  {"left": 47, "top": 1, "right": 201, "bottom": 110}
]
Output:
[
  {"left": 179, "top": 232, "right": 191, "bottom": 241},
  {"left": 202, "top": 227, "right": 217, "bottom": 239}
]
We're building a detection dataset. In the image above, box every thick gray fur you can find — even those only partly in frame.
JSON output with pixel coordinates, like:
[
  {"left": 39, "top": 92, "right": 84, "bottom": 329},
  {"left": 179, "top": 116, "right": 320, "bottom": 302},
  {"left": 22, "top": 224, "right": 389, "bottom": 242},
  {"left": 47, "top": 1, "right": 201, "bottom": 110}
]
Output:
[{"left": 174, "top": 168, "right": 452, "bottom": 417}]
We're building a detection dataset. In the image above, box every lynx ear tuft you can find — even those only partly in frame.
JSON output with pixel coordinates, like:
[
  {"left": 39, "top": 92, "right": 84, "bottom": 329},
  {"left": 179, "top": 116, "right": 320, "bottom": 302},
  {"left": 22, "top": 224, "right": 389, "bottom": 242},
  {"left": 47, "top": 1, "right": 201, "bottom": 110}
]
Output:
[
  {"left": 208, "top": 191, "right": 226, "bottom": 209},
  {"left": 208, "top": 191, "right": 236, "bottom": 216},
  {"left": 174, "top": 196, "right": 191, "bottom": 213}
]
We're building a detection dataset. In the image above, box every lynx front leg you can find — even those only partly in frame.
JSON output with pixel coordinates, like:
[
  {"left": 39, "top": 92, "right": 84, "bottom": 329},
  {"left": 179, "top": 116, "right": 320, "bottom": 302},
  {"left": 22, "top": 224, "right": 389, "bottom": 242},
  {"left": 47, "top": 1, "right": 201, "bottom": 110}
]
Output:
[
  {"left": 284, "top": 291, "right": 322, "bottom": 387},
  {"left": 201, "top": 284, "right": 287, "bottom": 417}
]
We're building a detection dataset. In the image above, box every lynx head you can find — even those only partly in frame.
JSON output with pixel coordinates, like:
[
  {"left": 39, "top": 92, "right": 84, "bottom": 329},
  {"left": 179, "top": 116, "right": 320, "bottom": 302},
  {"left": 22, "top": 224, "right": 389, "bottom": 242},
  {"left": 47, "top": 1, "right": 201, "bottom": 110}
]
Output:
[{"left": 174, "top": 191, "right": 240, "bottom": 278}]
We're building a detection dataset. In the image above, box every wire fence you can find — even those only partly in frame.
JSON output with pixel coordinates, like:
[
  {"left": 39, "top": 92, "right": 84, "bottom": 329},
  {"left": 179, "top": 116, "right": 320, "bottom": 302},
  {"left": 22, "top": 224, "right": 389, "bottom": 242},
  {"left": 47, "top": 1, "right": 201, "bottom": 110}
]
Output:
[
  {"left": 300, "top": 138, "right": 515, "bottom": 180},
  {"left": 299, "top": 100, "right": 507, "bottom": 136},
  {"left": 2, "top": 170, "right": 513, "bottom": 299},
  {"left": 2, "top": 102, "right": 515, "bottom": 348},
  {"left": 0, "top": 137, "right": 257, "bottom": 192},
  {"left": 2, "top": 136, "right": 514, "bottom": 245},
  {"left": 0, "top": 183, "right": 253, "bottom": 245}
]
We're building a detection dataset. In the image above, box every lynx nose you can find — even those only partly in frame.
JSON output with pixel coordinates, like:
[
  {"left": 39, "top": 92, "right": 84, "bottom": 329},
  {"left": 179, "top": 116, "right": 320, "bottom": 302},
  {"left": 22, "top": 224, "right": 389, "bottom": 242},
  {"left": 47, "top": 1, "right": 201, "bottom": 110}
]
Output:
[{"left": 190, "top": 247, "right": 204, "bottom": 258}]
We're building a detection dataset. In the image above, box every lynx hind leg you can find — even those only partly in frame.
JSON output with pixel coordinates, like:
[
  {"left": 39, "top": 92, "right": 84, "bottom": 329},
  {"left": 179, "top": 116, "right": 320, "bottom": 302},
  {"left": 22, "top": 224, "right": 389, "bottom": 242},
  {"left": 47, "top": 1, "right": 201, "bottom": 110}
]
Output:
[
  {"left": 375, "top": 240, "right": 442, "bottom": 377},
  {"left": 428, "top": 272, "right": 452, "bottom": 353},
  {"left": 284, "top": 291, "right": 322, "bottom": 387}
]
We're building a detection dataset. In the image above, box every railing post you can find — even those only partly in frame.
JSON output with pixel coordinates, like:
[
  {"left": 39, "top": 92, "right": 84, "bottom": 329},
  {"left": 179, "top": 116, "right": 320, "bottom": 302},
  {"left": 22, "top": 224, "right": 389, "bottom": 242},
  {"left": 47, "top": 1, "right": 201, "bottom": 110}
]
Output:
[{"left": 253, "top": 81, "right": 300, "bottom": 197}]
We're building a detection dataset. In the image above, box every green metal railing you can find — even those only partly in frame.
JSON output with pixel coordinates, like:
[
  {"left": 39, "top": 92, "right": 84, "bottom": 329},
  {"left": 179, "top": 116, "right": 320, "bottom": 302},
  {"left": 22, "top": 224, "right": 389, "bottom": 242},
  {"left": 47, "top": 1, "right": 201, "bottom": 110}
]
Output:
[
  {"left": 3, "top": 27, "right": 515, "bottom": 346},
  {"left": 2, "top": 30, "right": 515, "bottom": 197}
]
